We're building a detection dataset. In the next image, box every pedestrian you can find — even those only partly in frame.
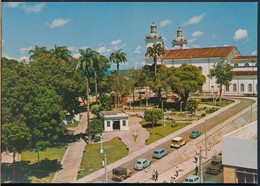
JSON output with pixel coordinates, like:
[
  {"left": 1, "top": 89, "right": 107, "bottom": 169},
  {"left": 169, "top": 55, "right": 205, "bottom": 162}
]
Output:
[
  {"left": 152, "top": 170, "right": 155, "bottom": 181},
  {"left": 155, "top": 170, "right": 159, "bottom": 181},
  {"left": 175, "top": 169, "right": 179, "bottom": 177},
  {"left": 195, "top": 165, "right": 198, "bottom": 175},
  {"left": 194, "top": 156, "right": 198, "bottom": 163},
  {"left": 208, "top": 143, "right": 211, "bottom": 151},
  {"left": 170, "top": 176, "right": 176, "bottom": 183}
]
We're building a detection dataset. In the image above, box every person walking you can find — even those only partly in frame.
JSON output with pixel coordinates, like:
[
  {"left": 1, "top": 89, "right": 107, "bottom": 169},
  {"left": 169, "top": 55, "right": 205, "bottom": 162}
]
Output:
[
  {"left": 152, "top": 170, "right": 155, "bottom": 181},
  {"left": 170, "top": 176, "right": 176, "bottom": 183},
  {"left": 175, "top": 169, "right": 179, "bottom": 177},
  {"left": 194, "top": 156, "right": 198, "bottom": 163},
  {"left": 195, "top": 165, "right": 198, "bottom": 175},
  {"left": 155, "top": 170, "right": 159, "bottom": 181}
]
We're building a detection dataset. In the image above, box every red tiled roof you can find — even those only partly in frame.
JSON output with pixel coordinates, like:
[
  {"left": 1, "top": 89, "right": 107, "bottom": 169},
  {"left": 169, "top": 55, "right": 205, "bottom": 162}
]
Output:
[
  {"left": 232, "top": 71, "right": 257, "bottom": 76},
  {"left": 162, "top": 46, "right": 237, "bottom": 60},
  {"left": 233, "top": 56, "right": 257, "bottom": 59}
]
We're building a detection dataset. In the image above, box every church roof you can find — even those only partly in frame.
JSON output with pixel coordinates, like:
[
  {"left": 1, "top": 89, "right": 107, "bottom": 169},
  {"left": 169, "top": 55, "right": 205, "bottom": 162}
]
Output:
[{"left": 163, "top": 46, "right": 237, "bottom": 60}]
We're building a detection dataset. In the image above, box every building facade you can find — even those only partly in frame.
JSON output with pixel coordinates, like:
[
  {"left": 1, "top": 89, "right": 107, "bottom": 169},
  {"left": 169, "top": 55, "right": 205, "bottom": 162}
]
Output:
[
  {"left": 145, "top": 22, "right": 257, "bottom": 96},
  {"left": 222, "top": 122, "right": 257, "bottom": 183},
  {"left": 100, "top": 111, "right": 129, "bottom": 132}
]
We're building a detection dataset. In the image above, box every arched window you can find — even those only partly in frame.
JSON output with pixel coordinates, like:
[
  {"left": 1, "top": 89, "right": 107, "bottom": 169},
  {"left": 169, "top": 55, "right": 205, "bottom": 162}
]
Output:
[
  {"left": 233, "top": 84, "right": 237, "bottom": 92},
  {"left": 226, "top": 85, "right": 230, "bottom": 92},
  {"left": 248, "top": 84, "right": 252, "bottom": 92},
  {"left": 234, "top": 63, "right": 239, "bottom": 67},
  {"left": 240, "top": 83, "right": 245, "bottom": 92},
  {"left": 244, "top": 63, "right": 249, "bottom": 67}
]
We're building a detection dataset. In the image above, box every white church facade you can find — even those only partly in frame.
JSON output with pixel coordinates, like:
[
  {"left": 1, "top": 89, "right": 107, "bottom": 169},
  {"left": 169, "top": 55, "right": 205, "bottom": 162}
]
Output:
[{"left": 145, "top": 22, "right": 257, "bottom": 96}]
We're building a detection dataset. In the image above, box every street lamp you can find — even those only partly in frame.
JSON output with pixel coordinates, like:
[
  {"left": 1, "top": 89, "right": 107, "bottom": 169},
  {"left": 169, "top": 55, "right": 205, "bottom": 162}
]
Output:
[
  {"left": 100, "top": 134, "right": 107, "bottom": 183},
  {"left": 100, "top": 134, "right": 103, "bottom": 154},
  {"left": 205, "top": 119, "right": 208, "bottom": 159},
  {"left": 180, "top": 101, "right": 183, "bottom": 112}
]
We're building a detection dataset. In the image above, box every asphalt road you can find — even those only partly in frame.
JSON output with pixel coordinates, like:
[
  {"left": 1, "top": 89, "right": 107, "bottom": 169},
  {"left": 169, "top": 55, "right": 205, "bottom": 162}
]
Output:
[{"left": 91, "top": 98, "right": 254, "bottom": 183}]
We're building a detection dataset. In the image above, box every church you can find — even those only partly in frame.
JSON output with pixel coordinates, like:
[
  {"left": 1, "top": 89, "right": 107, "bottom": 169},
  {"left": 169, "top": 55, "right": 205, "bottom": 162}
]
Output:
[{"left": 145, "top": 22, "right": 257, "bottom": 96}]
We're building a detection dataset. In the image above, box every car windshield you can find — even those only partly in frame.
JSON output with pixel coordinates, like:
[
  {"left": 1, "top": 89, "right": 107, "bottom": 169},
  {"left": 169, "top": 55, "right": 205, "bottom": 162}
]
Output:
[
  {"left": 154, "top": 151, "right": 159, "bottom": 154},
  {"left": 136, "top": 161, "right": 142, "bottom": 164},
  {"left": 192, "top": 131, "right": 196, "bottom": 134},
  {"left": 172, "top": 140, "right": 180, "bottom": 143}
]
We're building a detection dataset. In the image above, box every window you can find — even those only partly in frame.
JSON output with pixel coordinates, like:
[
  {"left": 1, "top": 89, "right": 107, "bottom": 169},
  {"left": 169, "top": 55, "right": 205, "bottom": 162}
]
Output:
[
  {"left": 123, "top": 120, "right": 126, "bottom": 126},
  {"left": 248, "top": 84, "right": 252, "bottom": 92},
  {"left": 233, "top": 84, "right": 237, "bottom": 92},
  {"left": 244, "top": 63, "right": 249, "bottom": 67},
  {"left": 241, "top": 83, "right": 245, "bottom": 92},
  {"left": 107, "top": 121, "right": 111, "bottom": 127},
  {"left": 226, "top": 85, "right": 230, "bottom": 91},
  {"left": 234, "top": 63, "right": 239, "bottom": 67},
  {"left": 255, "top": 63, "right": 257, "bottom": 67}
]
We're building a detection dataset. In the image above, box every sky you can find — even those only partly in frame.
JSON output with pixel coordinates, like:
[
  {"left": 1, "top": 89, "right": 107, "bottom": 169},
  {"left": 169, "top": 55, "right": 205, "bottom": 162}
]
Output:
[{"left": 2, "top": 2, "right": 258, "bottom": 70}]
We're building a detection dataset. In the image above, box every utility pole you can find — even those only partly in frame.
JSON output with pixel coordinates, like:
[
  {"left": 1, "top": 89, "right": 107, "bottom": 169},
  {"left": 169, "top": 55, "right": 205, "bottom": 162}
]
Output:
[
  {"left": 199, "top": 147, "right": 203, "bottom": 183},
  {"left": 104, "top": 154, "right": 107, "bottom": 183},
  {"left": 205, "top": 119, "right": 207, "bottom": 159}
]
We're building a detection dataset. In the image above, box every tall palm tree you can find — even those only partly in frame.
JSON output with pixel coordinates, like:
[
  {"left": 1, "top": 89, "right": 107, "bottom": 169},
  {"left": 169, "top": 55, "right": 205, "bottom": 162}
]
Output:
[
  {"left": 92, "top": 51, "right": 103, "bottom": 104},
  {"left": 29, "top": 45, "right": 48, "bottom": 60},
  {"left": 109, "top": 49, "right": 127, "bottom": 72},
  {"left": 145, "top": 43, "right": 165, "bottom": 77},
  {"left": 76, "top": 48, "right": 97, "bottom": 143},
  {"left": 50, "top": 45, "right": 73, "bottom": 65}
]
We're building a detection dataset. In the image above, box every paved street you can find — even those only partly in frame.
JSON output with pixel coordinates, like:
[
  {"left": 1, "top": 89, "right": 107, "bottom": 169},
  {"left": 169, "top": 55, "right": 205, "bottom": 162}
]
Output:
[{"left": 77, "top": 97, "right": 256, "bottom": 183}]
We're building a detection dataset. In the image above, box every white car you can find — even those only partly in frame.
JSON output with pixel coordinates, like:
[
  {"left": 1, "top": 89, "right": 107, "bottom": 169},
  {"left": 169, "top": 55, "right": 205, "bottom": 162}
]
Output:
[
  {"left": 170, "top": 136, "right": 186, "bottom": 148},
  {"left": 182, "top": 175, "right": 200, "bottom": 183},
  {"left": 134, "top": 158, "right": 151, "bottom": 170}
]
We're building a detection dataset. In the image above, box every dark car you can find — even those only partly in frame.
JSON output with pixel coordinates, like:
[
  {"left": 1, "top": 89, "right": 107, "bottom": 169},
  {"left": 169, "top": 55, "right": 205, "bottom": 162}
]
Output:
[
  {"left": 205, "top": 155, "right": 223, "bottom": 175},
  {"left": 112, "top": 167, "right": 132, "bottom": 181}
]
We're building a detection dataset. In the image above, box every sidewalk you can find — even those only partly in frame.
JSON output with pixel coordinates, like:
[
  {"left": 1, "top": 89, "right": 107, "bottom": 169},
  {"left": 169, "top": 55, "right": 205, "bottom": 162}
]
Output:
[{"left": 51, "top": 112, "right": 92, "bottom": 183}]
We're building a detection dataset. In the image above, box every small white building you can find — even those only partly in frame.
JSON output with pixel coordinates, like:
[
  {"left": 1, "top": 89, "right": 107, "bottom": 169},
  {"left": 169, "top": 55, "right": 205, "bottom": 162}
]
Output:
[{"left": 100, "top": 111, "right": 129, "bottom": 132}]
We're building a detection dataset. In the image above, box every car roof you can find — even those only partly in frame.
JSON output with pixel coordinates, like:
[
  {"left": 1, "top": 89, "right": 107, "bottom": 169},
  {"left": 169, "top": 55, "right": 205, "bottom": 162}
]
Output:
[
  {"left": 137, "top": 158, "right": 147, "bottom": 162},
  {"left": 185, "top": 175, "right": 200, "bottom": 179},
  {"left": 192, "top": 130, "right": 199, "bottom": 132},
  {"left": 155, "top": 147, "right": 165, "bottom": 151},
  {"left": 172, "top": 136, "right": 183, "bottom": 141}
]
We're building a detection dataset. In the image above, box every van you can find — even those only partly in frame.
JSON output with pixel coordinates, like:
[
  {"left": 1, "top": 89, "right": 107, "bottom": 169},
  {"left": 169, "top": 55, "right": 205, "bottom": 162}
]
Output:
[{"left": 170, "top": 137, "right": 186, "bottom": 148}]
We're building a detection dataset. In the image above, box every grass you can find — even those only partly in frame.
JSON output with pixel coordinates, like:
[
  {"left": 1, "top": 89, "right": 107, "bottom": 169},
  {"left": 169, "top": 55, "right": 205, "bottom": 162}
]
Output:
[
  {"left": 200, "top": 99, "right": 234, "bottom": 107},
  {"left": 18, "top": 147, "right": 66, "bottom": 183},
  {"left": 140, "top": 120, "right": 191, "bottom": 145},
  {"left": 77, "top": 137, "right": 128, "bottom": 180}
]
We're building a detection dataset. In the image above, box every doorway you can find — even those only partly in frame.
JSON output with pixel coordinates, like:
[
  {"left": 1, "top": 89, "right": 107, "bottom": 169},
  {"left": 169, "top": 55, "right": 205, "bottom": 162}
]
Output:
[{"left": 113, "top": 121, "right": 120, "bottom": 130}]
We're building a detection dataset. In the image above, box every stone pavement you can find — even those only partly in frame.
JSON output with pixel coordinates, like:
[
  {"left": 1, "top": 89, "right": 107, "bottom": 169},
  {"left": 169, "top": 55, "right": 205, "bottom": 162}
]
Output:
[
  {"left": 51, "top": 112, "right": 93, "bottom": 183},
  {"left": 102, "top": 112, "right": 150, "bottom": 154},
  {"left": 77, "top": 97, "right": 256, "bottom": 183}
]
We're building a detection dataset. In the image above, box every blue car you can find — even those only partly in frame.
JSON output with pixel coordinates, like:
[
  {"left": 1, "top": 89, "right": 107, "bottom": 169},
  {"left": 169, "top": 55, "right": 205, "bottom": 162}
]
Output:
[
  {"left": 190, "top": 130, "right": 201, "bottom": 138},
  {"left": 152, "top": 147, "right": 168, "bottom": 159}
]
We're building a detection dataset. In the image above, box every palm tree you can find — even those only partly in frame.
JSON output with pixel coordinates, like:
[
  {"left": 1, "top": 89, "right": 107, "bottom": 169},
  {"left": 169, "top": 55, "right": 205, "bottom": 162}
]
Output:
[
  {"left": 50, "top": 45, "right": 73, "bottom": 65},
  {"left": 29, "top": 45, "right": 48, "bottom": 60},
  {"left": 92, "top": 51, "right": 103, "bottom": 104},
  {"left": 186, "top": 99, "right": 199, "bottom": 116},
  {"left": 109, "top": 49, "right": 127, "bottom": 72},
  {"left": 145, "top": 43, "right": 165, "bottom": 77},
  {"left": 76, "top": 48, "right": 97, "bottom": 143}
]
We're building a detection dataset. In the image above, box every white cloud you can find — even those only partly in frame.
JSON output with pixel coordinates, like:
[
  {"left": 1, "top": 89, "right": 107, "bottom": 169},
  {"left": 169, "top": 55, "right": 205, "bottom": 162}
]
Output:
[
  {"left": 111, "top": 39, "right": 122, "bottom": 45},
  {"left": 191, "top": 31, "right": 203, "bottom": 37},
  {"left": 251, "top": 50, "right": 257, "bottom": 55},
  {"left": 233, "top": 29, "right": 248, "bottom": 42},
  {"left": 113, "top": 43, "right": 126, "bottom": 50},
  {"left": 68, "top": 46, "right": 76, "bottom": 51},
  {"left": 5, "top": 2, "right": 22, "bottom": 8},
  {"left": 79, "top": 46, "right": 89, "bottom": 50},
  {"left": 183, "top": 13, "right": 206, "bottom": 26},
  {"left": 224, "top": 44, "right": 229, "bottom": 46},
  {"left": 23, "top": 3, "right": 45, "bottom": 13},
  {"left": 191, "top": 45, "right": 201, "bottom": 48},
  {"left": 20, "top": 46, "right": 33, "bottom": 53},
  {"left": 19, "top": 56, "right": 29, "bottom": 62},
  {"left": 3, "top": 54, "right": 17, "bottom": 60},
  {"left": 159, "top": 20, "right": 171, "bottom": 27},
  {"left": 73, "top": 53, "right": 81, "bottom": 59},
  {"left": 48, "top": 19, "right": 70, "bottom": 29},
  {"left": 134, "top": 45, "right": 142, "bottom": 54},
  {"left": 188, "top": 38, "right": 196, "bottom": 43},
  {"left": 97, "top": 46, "right": 112, "bottom": 55}
]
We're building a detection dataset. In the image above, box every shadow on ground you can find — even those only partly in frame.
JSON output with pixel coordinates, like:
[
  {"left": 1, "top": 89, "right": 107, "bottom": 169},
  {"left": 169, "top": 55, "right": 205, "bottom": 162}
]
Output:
[{"left": 1, "top": 158, "right": 62, "bottom": 183}]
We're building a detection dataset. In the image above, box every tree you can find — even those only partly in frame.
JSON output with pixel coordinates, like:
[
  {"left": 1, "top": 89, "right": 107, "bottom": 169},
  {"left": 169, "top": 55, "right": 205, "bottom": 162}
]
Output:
[
  {"left": 100, "top": 94, "right": 112, "bottom": 111},
  {"left": 186, "top": 99, "right": 199, "bottom": 115},
  {"left": 90, "top": 104, "right": 102, "bottom": 118},
  {"left": 109, "top": 49, "right": 127, "bottom": 72},
  {"left": 89, "top": 119, "right": 103, "bottom": 137},
  {"left": 145, "top": 43, "right": 165, "bottom": 77},
  {"left": 50, "top": 45, "right": 73, "bottom": 65},
  {"left": 29, "top": 45, "right": 49, "bottom": 60},
  {"left": 170, "top": 64, "right": 206, "bottom": 103},
  {"left": 144, "top": 108, "right": 163, "bottom": 129},
  {"left": 76, "top": 48, "right": 98, "bottom": 143},
  {"left": 208, "top": 61, "right": 233, "bottom": 101}
]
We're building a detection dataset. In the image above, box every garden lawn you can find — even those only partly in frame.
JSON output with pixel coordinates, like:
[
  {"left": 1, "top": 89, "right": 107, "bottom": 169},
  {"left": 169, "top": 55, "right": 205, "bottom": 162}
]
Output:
[
  {"left": 19, "top": 146, "right": 66, "bottom": 183},
  {"left": 200, "top": 99, "right": 234, "bottom": 107},
  {"left": 77, "top": 137, "right": 128, "bottom": 180},
  {"left": 141, "top": 120, "right": 191, "bottom": 145}
]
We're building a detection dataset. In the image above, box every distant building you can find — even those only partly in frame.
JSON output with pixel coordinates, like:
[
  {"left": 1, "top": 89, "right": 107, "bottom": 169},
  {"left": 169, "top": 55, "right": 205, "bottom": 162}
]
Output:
[
  {"left": 145, "top": 22, "right": 257, "bottom": 96},
  {"left": 100, "top": 111, "right": 129, "bottom": 132},
  {"left": 222, "top": 121, "right": 257, "bottom": 183}
]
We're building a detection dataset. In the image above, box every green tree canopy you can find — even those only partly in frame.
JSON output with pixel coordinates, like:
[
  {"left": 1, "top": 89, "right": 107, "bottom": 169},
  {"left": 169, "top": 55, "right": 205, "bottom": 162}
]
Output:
[{"left": 144, "top": 108, "right": 163, "bottom": 128}]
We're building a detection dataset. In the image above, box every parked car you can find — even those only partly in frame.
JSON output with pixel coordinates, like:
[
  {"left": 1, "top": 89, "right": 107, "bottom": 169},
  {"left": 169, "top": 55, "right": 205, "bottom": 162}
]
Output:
[
  {"left": 152, "top": 147, "right": 168, "bottom": 159},
  {"left": 205, "top": 154, "right": 223, "bottom": 175},
  {"left": 112, "top": 167, "right": 132, "bottom": 181},
  {"left": 190, "top": 130, "right": 201, "bottom": 139},
  {"left": 170, "top": 137, "right": 186, "bottom": 148},
  {"left": 182, "top": 175, "right": 200, "bottom": 183},
  {"left": 134, "top": 158, "right": 151, "bottom": 170}
]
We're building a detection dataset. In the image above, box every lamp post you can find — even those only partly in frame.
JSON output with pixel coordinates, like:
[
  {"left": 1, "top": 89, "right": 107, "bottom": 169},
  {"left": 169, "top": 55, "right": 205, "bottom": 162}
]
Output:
[
  {"left": 100, "top": 135, "right": 107, "bottom": 183},
  {"left": 205, "top": 119, "right": 208, "bottom": 159},
  {"left": 180, "top": 101, "right": 183, "bottom": 112},
  {"left": 100, "top": 134, "right": 103, "bottom": 154}
]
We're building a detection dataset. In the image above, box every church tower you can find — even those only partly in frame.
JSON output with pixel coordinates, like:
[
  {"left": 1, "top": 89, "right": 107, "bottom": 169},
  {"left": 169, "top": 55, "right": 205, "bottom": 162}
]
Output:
[
  {"left": 145, "top": 22, "right": 164, "bottom": 49},
  {"left": 172, "top": 27, "right": 188, "bottom": 49}
]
